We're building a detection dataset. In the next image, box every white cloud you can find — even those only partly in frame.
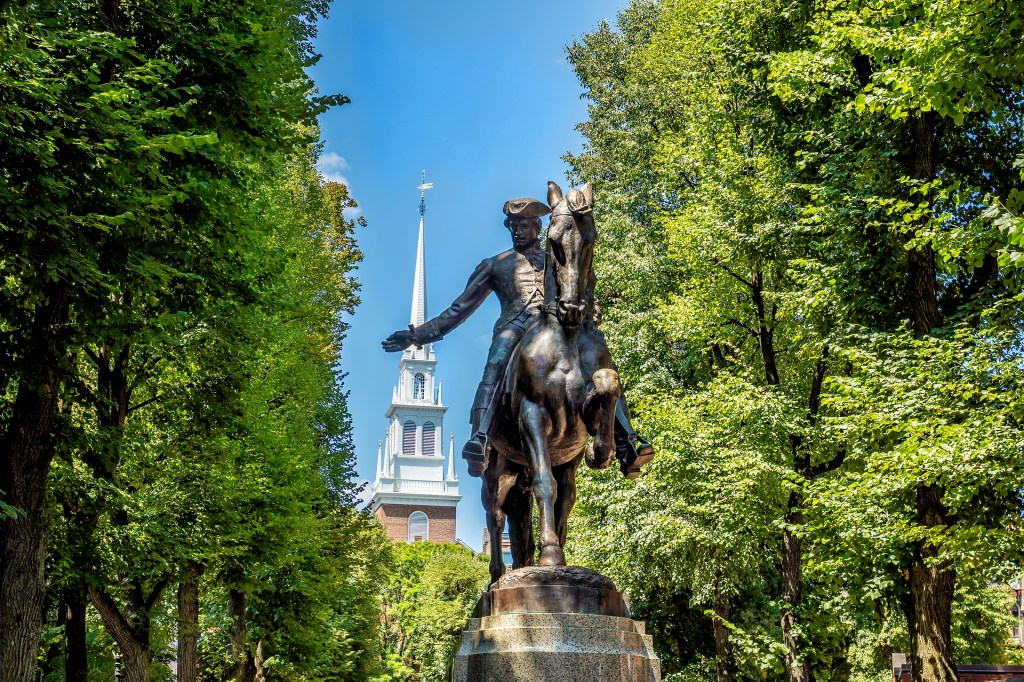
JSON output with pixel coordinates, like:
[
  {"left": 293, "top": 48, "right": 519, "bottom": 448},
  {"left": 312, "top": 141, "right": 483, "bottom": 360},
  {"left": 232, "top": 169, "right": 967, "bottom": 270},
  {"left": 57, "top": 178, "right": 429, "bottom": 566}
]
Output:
[
  {"left": 316, "top": 151, "right": 350, "bottom": 185},
  {"left": 316, "top": 151, "right": 362, "bottom": 218}
]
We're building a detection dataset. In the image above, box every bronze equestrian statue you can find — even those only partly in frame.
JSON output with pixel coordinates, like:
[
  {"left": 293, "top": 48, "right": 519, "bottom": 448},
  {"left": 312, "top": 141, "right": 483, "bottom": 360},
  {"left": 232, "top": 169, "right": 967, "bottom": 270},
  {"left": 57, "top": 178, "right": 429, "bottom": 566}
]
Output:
[{"left": 383, "top": 181, "right": 653, "bottom": 583}]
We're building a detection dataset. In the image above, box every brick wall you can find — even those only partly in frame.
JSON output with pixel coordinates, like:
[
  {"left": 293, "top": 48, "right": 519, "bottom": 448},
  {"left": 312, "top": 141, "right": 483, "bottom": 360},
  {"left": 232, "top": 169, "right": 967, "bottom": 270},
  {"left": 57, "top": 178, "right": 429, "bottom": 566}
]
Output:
[
  {"left": 896, "top": 665, "right": 1024, "bottom": 682},
  {"left": 374, "top": 503, "right": 457, "bottom": 543}
]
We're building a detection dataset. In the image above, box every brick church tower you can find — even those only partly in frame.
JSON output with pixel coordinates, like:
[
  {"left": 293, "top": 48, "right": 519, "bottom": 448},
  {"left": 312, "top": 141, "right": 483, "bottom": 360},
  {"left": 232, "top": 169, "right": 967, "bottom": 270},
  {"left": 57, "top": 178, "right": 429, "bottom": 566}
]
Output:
[{"left": 370, "top": 173, "right": 461, "bottom": 543}]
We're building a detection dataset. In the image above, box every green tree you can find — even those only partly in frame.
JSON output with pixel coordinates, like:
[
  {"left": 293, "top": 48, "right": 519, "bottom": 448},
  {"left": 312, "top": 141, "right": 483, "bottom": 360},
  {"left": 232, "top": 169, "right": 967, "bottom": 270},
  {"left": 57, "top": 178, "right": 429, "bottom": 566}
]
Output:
[
  {"left": 376, "top": 542, "right": 488, "bottom": 682},
  {"left": 0, "top": 1, "right": 348, "bottom": 679},
  {"left": 769, "top": 0, "right": 1024, "bottom": 678},
  {"left": 565, "top": 2, "right": 1024, "bottom": 681},
  {"left": 566, "top": 1, "right": 849, "bottom": 678},
  {"left": 71, "top": 146, "right": 366, "bottom": 682}
]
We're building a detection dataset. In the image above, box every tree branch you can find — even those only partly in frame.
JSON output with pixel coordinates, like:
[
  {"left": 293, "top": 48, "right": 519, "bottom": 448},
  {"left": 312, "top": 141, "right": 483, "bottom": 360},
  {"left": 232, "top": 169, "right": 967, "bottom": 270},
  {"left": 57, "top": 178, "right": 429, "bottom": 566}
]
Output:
[
  {"left": 126, "top": 394, "right": 161, "bottom": 415},
  {"left": 88, "top": 586, "right": 139, "bottom": 646},
  {"left": 852, "top": 53, "right": 872, "bottom": 89},
  {"left": 83, "top": 347, "right": 102, "bottom": 368},
  {"left": 65, "top": 374, "right": 102, "bottom": 409},
  {"left": 144, "top": 576, "right": 170, "bottom": 612},
  {"left": 725, "top": 318, "right": 758, "bottom": 338},
  {"left": 811, "top": 449, "right": 846, "bottom": 477},
  {"left": 715, "top": 261, "right": 755, "bottom": 290}
]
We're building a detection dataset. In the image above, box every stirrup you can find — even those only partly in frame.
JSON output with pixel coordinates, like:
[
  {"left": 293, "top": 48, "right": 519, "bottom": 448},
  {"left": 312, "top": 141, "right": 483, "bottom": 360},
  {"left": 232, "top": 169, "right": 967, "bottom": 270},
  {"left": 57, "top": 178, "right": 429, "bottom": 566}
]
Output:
[
  {"left": 617, "top": 433, "right": 654, "bottom": 479},
  {"left": 462, "top": 433, "right": 487, "bottom": 477}
]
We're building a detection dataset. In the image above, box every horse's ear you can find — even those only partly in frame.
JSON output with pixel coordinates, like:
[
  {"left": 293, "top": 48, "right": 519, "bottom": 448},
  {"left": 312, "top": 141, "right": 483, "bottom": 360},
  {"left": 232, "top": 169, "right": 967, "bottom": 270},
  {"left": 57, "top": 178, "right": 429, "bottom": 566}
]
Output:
[
  {"left": 582, "top": 182, "right": 594, "bottom": 207},
  {"left": 547, "top": 181, "right": 563, "bottom": 208}
]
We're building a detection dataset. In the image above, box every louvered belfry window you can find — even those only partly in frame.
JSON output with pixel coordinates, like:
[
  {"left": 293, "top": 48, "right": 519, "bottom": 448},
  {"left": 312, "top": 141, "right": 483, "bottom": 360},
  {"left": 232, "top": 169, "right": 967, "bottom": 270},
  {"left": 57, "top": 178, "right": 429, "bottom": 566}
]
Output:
[
  {"left": 423, "top": 422, "right": 435, "bottom": 456},
  {"left": 403, "top": 421, "right": 416, "bottom": 455}
]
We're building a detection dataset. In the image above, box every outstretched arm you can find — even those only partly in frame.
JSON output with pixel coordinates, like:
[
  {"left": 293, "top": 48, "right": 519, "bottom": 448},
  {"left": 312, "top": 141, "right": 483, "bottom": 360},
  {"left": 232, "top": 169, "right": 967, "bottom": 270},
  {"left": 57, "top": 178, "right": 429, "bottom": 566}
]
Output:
[{"left": 382, "top": 259, "right": 493, "bottom": 352}]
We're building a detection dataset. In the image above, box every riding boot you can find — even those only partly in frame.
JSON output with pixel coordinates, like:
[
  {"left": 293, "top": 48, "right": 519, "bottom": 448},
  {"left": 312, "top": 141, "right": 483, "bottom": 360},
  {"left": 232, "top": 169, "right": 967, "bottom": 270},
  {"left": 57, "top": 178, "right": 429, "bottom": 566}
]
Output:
[
  {"left": 462, "top": 384, "right": 495, "bottom": 476},
  {"left": 614, "top": 396, "right": 654, "bottom": 479}
]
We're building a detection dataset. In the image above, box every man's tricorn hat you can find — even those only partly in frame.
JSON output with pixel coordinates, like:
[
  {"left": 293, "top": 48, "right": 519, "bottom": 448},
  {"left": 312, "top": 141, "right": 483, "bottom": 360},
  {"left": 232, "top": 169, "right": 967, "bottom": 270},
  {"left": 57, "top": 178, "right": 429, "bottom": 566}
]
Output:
[{"left": 502, "top": 197, "right": 551, "bottom": 219}]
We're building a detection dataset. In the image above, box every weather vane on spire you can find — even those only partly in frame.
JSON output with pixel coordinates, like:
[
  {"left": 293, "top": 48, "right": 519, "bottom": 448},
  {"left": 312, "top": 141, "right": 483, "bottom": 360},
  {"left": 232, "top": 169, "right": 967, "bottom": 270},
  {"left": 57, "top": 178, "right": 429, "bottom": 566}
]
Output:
[{"left": 418, "top": 169, "right": 434, "bottom": 218}]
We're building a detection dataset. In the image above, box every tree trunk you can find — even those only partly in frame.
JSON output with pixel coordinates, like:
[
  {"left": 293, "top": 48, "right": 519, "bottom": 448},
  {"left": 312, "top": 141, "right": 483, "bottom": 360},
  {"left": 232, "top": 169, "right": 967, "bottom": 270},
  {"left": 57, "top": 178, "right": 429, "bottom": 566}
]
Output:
[
  {"left": 228, "top": 588, "right": 256, "bottom": 682},
  {"left": 901, "top": 484, "right": 958, "bottom": 682},
  {"left": 902, "top": 112, "right": 957, "bottom": 682},
  {"left": 66, "top": 593, "right": 90, "bottom": 682},
  {"left": 906, "top": 245, "right": 939, "bottom": 336},
  {"left": 0, "top": 281, "right": 70, "bottom": 682},
  {"left": 905, "top": 110, "right": 942, "bottom": 337},
  {"left": 831, "top": 636, "right": 853, "bottom": 682},
  {"left": 89, "top": 586, "right": 153, "bottom": 682},
  {"left": 253, "top": 640, "right": 266, "bottom": 682},
  {"left": 712, "top": 585, "right": 736, "bottom": 682},
  {"left": 751, "top": 269, "right": 815, "bottom": 682},
  {"left": 781, "top": 493, "right": 812, "bottom": 682},
  {"left": 40, "top": 602, "right": 62, "bottom": 682},
  {"left": 177, "top": 567, "right": 201, "bottom": 682},
  {"left": 750, "top": 270, "right": 779, "bottom": 386}
]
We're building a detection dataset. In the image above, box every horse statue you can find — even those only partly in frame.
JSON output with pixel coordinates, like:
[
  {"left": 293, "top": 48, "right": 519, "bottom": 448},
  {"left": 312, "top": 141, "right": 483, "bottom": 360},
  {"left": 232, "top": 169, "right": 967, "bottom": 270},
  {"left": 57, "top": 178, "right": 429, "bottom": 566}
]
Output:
[{"left": 481, "top": 181, "right": 623, "bottom": 584}]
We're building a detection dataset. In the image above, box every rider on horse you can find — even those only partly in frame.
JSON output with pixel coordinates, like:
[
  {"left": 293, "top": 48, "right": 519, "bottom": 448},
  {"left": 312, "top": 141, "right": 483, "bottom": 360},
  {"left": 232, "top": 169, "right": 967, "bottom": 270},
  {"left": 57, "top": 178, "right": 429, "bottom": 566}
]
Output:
[{"left": 382, "top": 195, "right": 652, "bottom": 479}]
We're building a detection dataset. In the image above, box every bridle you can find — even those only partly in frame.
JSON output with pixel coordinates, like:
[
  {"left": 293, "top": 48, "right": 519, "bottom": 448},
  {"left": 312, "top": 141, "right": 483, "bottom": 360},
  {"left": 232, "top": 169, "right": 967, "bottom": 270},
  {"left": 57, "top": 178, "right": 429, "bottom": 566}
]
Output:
[{"left": 543, "top": 203, "right": 593, "bottom": 318}]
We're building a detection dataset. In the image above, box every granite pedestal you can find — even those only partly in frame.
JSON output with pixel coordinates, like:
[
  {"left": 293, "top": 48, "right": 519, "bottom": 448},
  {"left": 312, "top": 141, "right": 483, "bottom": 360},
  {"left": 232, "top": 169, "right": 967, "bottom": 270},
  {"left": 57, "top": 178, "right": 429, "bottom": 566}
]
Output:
[{"left": 452, "top": 566, "right": 660, "bottom": 682}]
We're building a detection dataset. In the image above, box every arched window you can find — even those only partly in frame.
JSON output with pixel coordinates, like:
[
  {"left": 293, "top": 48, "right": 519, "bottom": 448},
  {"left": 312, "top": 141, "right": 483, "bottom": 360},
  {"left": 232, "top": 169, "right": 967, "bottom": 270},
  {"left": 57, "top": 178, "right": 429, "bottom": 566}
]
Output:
[
  {"left": 402, "top": 421, "right": 416, "bottom": 455},
  {"left": 422, "top": 421, "right": 435, "bottom": 456},
  {"left": 408, "top": 511, "right": 429, "bottom": 542},
  {"left": 413, "top": 373, "right": 425, "bottom": 400}
]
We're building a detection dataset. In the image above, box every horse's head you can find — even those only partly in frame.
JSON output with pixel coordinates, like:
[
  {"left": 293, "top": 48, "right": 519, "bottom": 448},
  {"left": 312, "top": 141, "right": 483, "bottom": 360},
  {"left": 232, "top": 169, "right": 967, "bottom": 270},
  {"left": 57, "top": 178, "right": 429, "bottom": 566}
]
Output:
[{"left": 545, "top": 181, "right": 596, "bottom": 328}]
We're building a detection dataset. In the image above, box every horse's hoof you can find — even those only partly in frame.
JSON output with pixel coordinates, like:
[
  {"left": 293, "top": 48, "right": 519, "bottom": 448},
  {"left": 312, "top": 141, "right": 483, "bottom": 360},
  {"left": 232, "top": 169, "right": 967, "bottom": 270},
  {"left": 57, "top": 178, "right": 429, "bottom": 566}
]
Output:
[
  {"left": 539, "top": 545, "right": 566, "bottom": 566},
  {"left": 585, "top": 442, "right": 613, "bottom": 470},
  {"left": 490, "top": 566, "right": 505, "bottom": 586}
]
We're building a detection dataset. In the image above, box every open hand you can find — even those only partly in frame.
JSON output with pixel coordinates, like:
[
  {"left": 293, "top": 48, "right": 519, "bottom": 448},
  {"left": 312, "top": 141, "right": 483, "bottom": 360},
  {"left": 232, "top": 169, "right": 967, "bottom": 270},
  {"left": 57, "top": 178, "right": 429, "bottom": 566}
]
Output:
[{"left": 382, "top": 328, "right": 416, "bottom": 352}]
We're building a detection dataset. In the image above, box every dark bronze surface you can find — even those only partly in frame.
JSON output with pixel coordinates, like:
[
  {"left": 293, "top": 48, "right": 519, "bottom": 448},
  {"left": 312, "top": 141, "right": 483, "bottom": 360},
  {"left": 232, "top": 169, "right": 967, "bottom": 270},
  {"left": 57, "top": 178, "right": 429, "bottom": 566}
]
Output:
[
  {"left": 383, "top": 182, "right": 655, "bottom": 585},
  {"left": 382, "top": 202, "right": 549, "bottom": 474},
  {"left": 480, "top": 181, "right": 623, "bottom": 584},
  {"left": 480, "top": 566, "right": 630, "bottom": 619},
  {"left": 494, "top": 565, "right": 618, "bottom": 591}
]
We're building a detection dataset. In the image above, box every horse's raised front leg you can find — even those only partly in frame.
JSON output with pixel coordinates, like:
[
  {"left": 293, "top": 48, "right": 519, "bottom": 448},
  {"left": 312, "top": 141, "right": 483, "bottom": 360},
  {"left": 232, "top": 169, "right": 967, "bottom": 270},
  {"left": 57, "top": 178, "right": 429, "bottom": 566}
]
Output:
[
  {"left": 553, "top": 455, "right": 581, "bottom": 548},
  {"left": 583, "top": 367, "right": 621, "bottom": 470},
  {"left": 519, "top": 399, "right": 564, "bottom": 566}
]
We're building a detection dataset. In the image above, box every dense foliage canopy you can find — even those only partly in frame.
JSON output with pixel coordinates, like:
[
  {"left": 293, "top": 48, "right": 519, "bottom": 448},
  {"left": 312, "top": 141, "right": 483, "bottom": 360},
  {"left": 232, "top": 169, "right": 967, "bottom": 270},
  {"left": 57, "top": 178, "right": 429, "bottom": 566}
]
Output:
[
  {"left": 564, "top": 1, "right": 1024, "bottom": 681},
  {"left": 0, "top": 1, "right": 382, "bottom": 681}
]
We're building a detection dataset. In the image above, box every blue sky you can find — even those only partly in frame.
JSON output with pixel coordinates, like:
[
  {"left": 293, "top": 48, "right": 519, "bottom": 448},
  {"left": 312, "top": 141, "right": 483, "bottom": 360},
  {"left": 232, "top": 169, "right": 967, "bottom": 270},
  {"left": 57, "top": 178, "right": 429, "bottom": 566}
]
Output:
[{"left": 311, "top": 0, "right": 626, "bottom": 549}]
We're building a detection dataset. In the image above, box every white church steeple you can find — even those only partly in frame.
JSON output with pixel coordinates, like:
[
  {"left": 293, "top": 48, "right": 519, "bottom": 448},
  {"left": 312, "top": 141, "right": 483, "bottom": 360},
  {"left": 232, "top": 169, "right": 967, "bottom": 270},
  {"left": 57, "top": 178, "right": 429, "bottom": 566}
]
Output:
[
  {"left": 410, "top": 171, "right": 430, "bottom": 328},
  {"left": 370, "top": 171, "right": 460, "bottom": 543}
]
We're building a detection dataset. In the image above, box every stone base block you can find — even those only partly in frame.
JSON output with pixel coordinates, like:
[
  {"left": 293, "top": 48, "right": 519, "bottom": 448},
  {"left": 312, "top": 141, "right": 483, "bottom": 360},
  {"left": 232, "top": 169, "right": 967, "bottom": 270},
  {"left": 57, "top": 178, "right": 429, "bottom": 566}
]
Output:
[
  {"left": 480, "top": 565, "right": 630, "bottom": 618},
  {"left": 453, "top": 612, "right": 660, "bottom": 682}
]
